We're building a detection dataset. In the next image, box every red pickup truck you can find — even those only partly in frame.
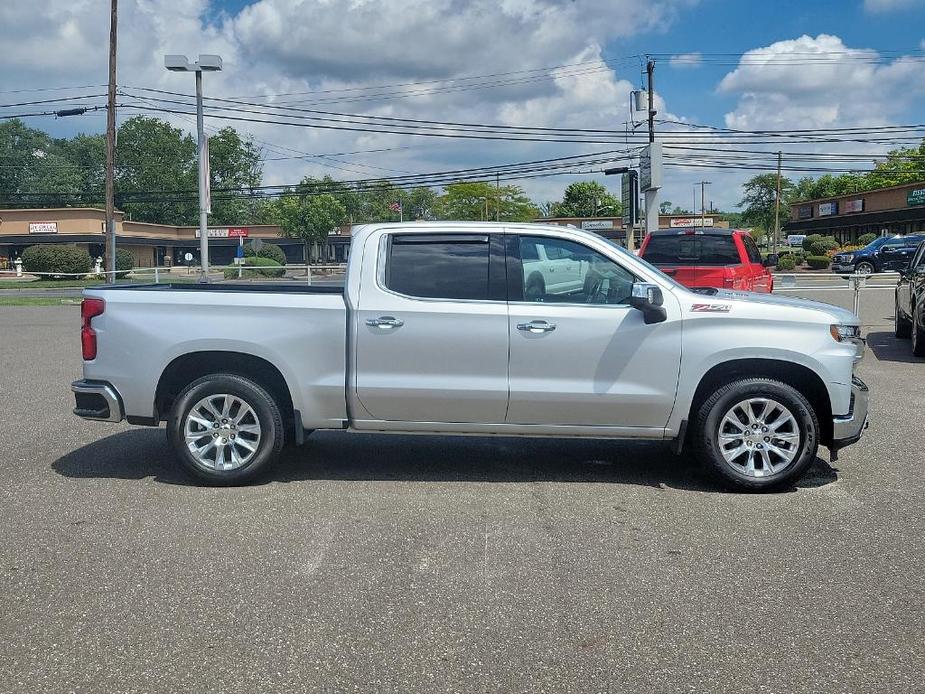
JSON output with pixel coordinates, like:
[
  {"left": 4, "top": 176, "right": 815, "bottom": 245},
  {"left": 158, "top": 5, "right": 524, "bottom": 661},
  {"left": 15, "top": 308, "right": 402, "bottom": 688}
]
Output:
[{"left": 639, "top": 227, "right": 775, "bottom": 293}]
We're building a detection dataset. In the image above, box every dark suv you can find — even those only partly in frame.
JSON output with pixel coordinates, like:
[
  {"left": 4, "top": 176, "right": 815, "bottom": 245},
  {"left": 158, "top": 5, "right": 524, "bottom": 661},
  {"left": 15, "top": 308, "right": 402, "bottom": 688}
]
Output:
[
  {"left": 894, "top": 240, "right": 925, "bottom": 355},
  {"left": 832, "top": 235, "right": 925, "bottom": 274}
]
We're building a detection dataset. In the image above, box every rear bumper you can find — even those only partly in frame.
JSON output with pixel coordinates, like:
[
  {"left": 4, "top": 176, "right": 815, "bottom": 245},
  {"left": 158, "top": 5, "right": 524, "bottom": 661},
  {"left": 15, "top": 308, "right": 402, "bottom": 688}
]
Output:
[
  {"left": 71, "top": 379, "right": 124, "bottom": 423},
  {"left": 831, "top": 376, "right": 869, "bottom": 450}
]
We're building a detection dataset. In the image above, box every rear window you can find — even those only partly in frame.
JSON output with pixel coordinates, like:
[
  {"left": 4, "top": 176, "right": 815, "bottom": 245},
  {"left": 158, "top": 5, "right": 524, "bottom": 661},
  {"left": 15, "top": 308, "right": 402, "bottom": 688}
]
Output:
[
  {"left": 642, "top": 234, "right": 741, "bottom": 266},
  {"left": 385, "top": 234, "right": 490, "bottom": 300}
]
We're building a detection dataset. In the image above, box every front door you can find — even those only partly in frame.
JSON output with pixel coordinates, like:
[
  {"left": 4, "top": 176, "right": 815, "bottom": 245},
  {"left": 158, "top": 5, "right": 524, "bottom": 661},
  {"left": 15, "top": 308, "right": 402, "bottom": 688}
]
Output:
[
  {"left": 354, "top": 232, "right": 510, "bottom": 424},
  {"left": 506, "top": 234, "right": 683, "bottom": 429}
]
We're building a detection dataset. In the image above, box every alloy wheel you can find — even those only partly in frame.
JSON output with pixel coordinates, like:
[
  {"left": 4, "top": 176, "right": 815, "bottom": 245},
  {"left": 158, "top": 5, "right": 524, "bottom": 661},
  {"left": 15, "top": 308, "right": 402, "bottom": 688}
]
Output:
[
  {"left": 183, "top": 393, "right": 262, "bottom": 471},
  {"left": 717, "top": 397, "right": 800, "bottom": 478}
]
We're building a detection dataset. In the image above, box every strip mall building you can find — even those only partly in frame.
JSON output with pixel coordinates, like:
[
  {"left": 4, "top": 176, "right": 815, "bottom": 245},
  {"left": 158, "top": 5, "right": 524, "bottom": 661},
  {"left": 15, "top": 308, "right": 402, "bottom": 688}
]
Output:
[
  {"left": 0, "top": 207, "right": 351, "bottom": 268},
  {"left": 784, "top": 180, "right": 925, "bottom": 244}
]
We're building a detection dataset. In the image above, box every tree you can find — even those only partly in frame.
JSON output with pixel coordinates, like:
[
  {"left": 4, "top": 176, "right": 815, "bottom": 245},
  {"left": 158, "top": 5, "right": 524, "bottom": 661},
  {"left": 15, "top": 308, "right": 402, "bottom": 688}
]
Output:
[
  {"left": 738, "top": 173, "right": 795, "bottom": 240},
  {"left": 659, "top": 201, "right": 673, "bottom": 214},
  {"left": 277, "top": 191, "right": 347, "bottom": 264},
  {"left": 670, "top": 205, "right": 690, "bottom": 214},
  {"left": 551, "top": 181, "right": 621, "bottom": 217},
  {"left": 206, "top": 127, "right": 264, "bottom": 225},
  {"left": 435, "top": 181, "right": 538, "bottom": 221},
  {"left": 115, "top": 116, "right": 197, "bottom": 225}
]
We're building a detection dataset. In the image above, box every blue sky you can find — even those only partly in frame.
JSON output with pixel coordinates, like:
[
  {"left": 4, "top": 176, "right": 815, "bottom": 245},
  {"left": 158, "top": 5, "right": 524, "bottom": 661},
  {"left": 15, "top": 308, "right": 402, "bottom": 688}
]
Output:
[{"left": 4, "top": 0, "right": 925, "bottom": 210}]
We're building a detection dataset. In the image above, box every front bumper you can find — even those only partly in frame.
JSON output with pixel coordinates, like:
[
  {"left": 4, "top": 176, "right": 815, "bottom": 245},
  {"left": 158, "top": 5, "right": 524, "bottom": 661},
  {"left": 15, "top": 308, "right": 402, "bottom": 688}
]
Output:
[
  {"left": 831, "top": 376, "right": 869, "bottom": 451},
  {"left": 831, "top": 263, "right": 855, "bottom": 273},
  {"left": 71, "top": 379, "right": 124, "bottom": 422}
]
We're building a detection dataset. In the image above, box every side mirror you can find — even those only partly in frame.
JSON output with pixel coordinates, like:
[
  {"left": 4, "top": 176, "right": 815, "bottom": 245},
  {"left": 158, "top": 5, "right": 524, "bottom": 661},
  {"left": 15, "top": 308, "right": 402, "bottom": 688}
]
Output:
[
  {"left": 764, "top": 253, "right": 779, "bottom": 267},
  {"left": 629, "top": 282, "right": 667, "bottom": 324}
]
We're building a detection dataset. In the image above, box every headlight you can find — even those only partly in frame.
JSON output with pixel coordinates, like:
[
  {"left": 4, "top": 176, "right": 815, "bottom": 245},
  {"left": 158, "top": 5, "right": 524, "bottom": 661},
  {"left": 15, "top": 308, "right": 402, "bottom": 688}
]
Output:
[
  {"left": 839, "top": 254, "right": 854, "bottom": 262},
  {"left": 830, "top": 324, "right": 861, "bottom": 342},
  {"left": 831, "top": 324, "right": 865, "bottom": 362}
]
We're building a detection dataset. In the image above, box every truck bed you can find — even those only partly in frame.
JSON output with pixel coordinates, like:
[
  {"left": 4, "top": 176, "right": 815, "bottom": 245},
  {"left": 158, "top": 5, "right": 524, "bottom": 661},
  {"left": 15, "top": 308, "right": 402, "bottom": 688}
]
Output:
[{"left": 87, "top": 282, "right": 344, "bottom": 295}]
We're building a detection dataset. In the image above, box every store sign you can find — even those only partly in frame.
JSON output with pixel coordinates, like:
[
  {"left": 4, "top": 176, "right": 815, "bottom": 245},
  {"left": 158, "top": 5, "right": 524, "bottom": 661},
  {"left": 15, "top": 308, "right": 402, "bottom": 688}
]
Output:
[
  {"left": 908, "top": 188, "right": 925, "bottom": 207},
  {"left": 639, "top": 142, "right": 662, "bottom": 191},
  {"left": 669, "top": 217, "right": 714, "bottom": 228},
  {"left": 843, "top": 199, "right": 864, "bottom": 213},
  {"left": 581, "top": 220, "right": 614, "bottom": 231},
  {"left": 194, "top": 227, "right": 249, "bottom": 238},
  {"left": 29, "top": 221, "right": 58, "bottom": 234},
  {"left": 797, "top": 205, "right": 813, "bottom": 220},
  {"left": 818, "top": 202, "right": 838, "bottom": 216}
]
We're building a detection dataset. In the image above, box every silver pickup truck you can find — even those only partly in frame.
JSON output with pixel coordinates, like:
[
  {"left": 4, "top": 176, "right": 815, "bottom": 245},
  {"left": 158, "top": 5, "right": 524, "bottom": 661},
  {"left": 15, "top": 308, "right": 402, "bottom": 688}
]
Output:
[{"left": 72, "top": 222, "right": 868, "bottom": 491}]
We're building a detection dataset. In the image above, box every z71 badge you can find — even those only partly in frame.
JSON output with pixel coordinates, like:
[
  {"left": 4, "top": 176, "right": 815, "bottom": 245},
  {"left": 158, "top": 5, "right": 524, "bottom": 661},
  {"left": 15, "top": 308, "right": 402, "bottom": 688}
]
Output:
[{"left": 690, "top": 303, "right": 732, "bottom": 313}]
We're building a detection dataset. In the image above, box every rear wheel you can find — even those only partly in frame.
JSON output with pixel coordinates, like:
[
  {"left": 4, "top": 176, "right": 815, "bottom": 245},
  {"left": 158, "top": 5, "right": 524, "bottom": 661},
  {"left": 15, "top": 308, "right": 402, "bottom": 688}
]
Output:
[
  {"left": 692, "top": 378, "right": 819, "bottom": 492},
  {"left": 167, "top": 373, "right": 284, "bottom": 485}
]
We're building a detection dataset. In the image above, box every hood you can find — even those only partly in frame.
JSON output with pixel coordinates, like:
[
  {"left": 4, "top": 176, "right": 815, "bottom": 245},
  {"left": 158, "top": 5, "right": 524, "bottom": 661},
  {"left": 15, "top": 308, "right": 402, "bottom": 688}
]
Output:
[{"left": 683, "top": 288, "right": 859, "bottom": 325}]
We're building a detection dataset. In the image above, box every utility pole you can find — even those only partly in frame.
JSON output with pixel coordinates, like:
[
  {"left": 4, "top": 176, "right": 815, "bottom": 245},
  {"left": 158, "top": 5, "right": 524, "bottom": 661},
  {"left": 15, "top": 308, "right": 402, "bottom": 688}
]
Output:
[
  {"left": 495, "top": 172, "right": 500, "bottom": 222},
  {"left": 698, "top": 181, "right": 712, "bottom": 230},
  {"left": 646, "top": 59, "right": 655, "bottom": 144},
  {"left": 773, "top": 150, "right": 782, "bottom": 254},
  {"left": 104, "top": 0, "right": 118, "bottom": 284}
]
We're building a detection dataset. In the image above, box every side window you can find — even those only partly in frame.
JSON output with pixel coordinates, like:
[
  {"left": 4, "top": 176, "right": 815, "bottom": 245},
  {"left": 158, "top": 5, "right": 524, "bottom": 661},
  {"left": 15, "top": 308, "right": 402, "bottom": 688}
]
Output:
[
  {"left": 518, "top": 236, "right": 636, "bottom": 306},
  {"left": 386, "top": 234, "right": 490, "bottom": 300},
  {"left": 913, "top": 244, "right": 925, "bottom": 268},
  {"left": 742, "top": 236, "right": 762, "bottom": 264}
]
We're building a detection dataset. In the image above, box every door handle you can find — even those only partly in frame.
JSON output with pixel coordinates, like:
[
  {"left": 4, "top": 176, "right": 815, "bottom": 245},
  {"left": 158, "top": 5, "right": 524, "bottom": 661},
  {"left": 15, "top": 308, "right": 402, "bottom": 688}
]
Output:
[
  {"left": 366, "top": 316, "right": 404, "bottom": 329},
  {"left": 517, "top": 320, "right": 556, "bottom": 334}
]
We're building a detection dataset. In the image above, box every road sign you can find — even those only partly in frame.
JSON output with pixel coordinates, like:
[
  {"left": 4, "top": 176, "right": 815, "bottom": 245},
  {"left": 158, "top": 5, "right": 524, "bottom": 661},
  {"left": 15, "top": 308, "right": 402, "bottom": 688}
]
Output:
[
  {"left": 236, "top": 244, "right": 245, "bottom": 258},
  {"left": 184, "top": 252, "right": 193, "bottom": 262},
  {"left": 639, "top": 142, "right": 662, "bottom": 192}
]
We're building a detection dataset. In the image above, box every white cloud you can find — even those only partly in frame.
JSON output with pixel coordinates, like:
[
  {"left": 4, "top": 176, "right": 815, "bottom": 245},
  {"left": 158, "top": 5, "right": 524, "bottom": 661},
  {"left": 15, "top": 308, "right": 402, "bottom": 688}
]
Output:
[
  {"left": 0, "top": 0, "right": 698, "bottom": 204},
  {"left": 669, "top": 52, "right": 702, "bottom": 68},
  {"left": 863, "top": 0, "right": 923, "bottom": 13}
]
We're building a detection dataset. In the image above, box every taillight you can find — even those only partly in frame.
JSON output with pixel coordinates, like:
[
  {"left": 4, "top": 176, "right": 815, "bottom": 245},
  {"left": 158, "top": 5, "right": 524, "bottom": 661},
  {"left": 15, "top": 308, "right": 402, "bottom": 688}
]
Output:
[{"left": 81, "top": 298, "right": 104, "bottom": 360}]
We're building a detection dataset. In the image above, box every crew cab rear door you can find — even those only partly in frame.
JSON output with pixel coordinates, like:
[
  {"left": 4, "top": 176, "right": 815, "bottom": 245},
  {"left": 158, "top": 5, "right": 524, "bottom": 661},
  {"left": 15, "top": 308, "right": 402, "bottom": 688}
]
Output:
[
  {"left": 739, "top": 234, "right": 771, "bottom": 292},
  {"left": 506, "top": 234, "right": 682, "bottom": 429},
  {"left": 353, "top": 231, "right": 510, "bottom": 424}
]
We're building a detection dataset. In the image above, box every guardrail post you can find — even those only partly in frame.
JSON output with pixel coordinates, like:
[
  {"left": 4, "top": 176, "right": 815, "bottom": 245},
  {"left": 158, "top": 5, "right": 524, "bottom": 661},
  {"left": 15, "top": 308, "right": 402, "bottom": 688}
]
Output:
[
  {"left": 154, "top": 267, "right": 160, "bottom": 284},
  {"left": 14, "top": 258, "right": 22, "bottom": 277}
]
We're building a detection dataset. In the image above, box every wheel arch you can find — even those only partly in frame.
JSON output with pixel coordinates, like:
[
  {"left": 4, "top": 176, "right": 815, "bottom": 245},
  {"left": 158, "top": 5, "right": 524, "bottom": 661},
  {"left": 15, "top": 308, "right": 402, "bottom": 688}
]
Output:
[
  {"left": 155, "top": 351, "right": 296, "bottom": 431},
  {"left": 687, "top": 358, "right": 833, "bottom": 446}
]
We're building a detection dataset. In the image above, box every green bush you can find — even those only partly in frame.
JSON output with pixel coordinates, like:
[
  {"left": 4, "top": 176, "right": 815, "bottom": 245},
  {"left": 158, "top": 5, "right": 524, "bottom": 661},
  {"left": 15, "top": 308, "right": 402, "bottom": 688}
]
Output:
[
  {"left": 21, "top": 244, "right": 92, "bottom": 278},
  {"left": 244, "top": 242, "right": 287, "bottom": 265},
  {"left": 857, "top": 233, "right": 878, "bottom": 247},
  {"left": 223, "top": 255, "right": 285, "bottom": 279},
  {"left": 777, "top": 256, "right": 797, "bottom": 271},
  {"left": 806, "top": 255, "right": 832, "bottom": 270},
  {"left": 808, "top": 236, "right": 839, "bottom": 257},
  {"left": 115, "top": 248, "right": 134, "bottom": 279},
  {"left": 802, "top": 234, "right": 823, "bottom": 253}
]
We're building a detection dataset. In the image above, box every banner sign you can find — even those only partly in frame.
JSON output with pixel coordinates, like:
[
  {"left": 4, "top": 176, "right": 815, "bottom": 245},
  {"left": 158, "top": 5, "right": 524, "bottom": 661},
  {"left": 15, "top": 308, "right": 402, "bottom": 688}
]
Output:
[
  {"left": 908, "top": 188, "right": 925, "bottom": 206},
  {"left": 639, "top": 142, "right": 662, "bottom": 191},
  {"left": 29, "top": 222, "right": 58, "bottom": 234},
  {"left": 843, "top": 199, "right": 864, "bottom": 213},
  {"left": 581, "top": 220, "right": 614, "bottom": 231},
  {"left": 195, "top": 227, "right": 249, "bottom": 238},
  {"left": 669, "top": 217, "right": 714, "bottom": 228},
  {"left": 818, "top": 202, "right": 838, "bottom": 216}
]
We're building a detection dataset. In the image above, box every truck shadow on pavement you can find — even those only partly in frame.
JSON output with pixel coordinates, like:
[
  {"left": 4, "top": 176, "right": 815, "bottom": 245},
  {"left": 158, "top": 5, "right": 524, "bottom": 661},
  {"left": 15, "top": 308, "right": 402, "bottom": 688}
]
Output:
[
  {"left": 866, "top": 330, "right": 923, "bottom": 364},
  {"left": 53, "top": 428, "right": 838, "bottom": 493}
]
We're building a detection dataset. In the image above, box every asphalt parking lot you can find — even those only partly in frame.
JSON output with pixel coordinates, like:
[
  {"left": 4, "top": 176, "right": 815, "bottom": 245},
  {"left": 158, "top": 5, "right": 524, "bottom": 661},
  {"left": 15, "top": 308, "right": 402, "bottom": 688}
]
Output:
[{"left": 1, "top": 288, "right": 922, "bottom": 693}]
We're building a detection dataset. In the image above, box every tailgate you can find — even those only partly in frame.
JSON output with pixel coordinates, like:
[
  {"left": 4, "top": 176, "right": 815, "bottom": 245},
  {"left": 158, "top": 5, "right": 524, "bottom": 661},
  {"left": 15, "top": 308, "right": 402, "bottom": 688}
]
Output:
[{"left": 653, "top": 265, "right": 728, "bottom": 289}]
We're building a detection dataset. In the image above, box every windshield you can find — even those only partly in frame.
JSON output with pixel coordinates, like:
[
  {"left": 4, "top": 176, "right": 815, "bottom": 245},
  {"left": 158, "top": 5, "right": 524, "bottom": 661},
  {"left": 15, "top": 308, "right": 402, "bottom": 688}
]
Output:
[{"left": 599, "top": 237, "right": 688, "bottom": 292}]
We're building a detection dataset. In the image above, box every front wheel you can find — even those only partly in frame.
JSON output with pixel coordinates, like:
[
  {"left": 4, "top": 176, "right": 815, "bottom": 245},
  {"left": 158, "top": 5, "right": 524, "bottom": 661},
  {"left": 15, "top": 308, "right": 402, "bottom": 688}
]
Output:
[
  {"left": 692, "top": 378, "right": 819, "bottom": 492},
  {"left": 895, "top": 300, "right": 912, "bottom": 339},
  {"left": 855, "top": 261, "right": 875, "bottom": 275},
  {"left": 167, "top": 373, "right": 285, "bottom": 485}
]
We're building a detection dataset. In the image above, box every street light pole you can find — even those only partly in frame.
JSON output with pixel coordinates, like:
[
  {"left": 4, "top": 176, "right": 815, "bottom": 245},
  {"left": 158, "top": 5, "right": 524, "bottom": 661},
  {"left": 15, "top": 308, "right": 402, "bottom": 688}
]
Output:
[
  {"left": 698, "top": 181, "right": 711, "bottom": 230},
  {"left": 165, "top": 54, "right": 222, "bottom": 282},
  {"left": 104, "top": 0, "right": 118, "bottom": 284}
]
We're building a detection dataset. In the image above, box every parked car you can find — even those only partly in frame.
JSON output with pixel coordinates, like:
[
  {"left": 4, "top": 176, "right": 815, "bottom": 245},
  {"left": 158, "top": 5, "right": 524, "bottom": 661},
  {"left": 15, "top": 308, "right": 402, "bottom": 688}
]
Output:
[
  {"left": 832, "top": 235, "right": 925, "bottom": 274},
  {"left": 72, "top": 222, "right": 868, "bottom": 492},
  {"left": 638, "top": 227, "right": 776, "bottom": 293},
  {"left": 894, "top": 240, "right": 925, "bottom": 355}
]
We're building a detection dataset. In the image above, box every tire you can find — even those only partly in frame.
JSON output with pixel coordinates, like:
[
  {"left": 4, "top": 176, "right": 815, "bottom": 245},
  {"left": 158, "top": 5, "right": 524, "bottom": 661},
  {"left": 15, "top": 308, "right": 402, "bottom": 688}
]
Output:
[
  {"left": 913, "top": 306, "right": 925, "bottom": 357},
  {"left": 855, "top": 261, "right": 875, "bottom": 275},
  {"left": 167, "top": 373, "right": 285, "bottom": 485},
  {"left": 895, "top": 299, "right": 912, "bottom": 339},
  {"left": 692, "top": 378, "right": 819, "bottom": 492}
]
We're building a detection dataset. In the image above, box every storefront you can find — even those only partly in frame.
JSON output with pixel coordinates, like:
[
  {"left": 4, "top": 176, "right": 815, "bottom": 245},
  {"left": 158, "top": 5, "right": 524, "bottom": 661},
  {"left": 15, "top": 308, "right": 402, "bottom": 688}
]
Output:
[
  {"left": 0, "top": 207, "right": 351, "bottom": 268},
  {"left": 784, "top": 181, "right": 925, "bottom": 244}
]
